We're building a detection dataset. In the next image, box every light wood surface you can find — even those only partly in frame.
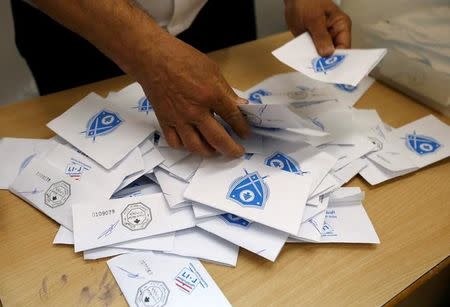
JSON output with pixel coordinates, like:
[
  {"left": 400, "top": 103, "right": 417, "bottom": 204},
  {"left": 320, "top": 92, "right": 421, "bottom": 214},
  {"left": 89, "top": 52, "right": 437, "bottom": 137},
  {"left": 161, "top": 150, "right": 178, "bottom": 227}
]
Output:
[{"left": 0, "top": 32, "right": 449, "bottom": 307}]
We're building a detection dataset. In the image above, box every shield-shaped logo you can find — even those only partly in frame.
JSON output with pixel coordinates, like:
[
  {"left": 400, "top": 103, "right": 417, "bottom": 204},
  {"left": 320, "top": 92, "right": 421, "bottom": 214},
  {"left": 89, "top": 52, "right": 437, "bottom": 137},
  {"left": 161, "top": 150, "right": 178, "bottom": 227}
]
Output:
[
  {"left": 248, "top": 89, "right": 271, "bottom": 104},
  {"left": 220, "top": 213, "right": 251, "bottom": 228},
  {"left": 335, "top": 83, "right": 357, "bottom": 92},
  {"left": 405, "top": 131, "right": 441, "bottom": 155},
  {"left": 312, "top": 54, "right": 346, "bottom": 74},
  {"left": 227, "top": 169, "right": 269, "bottom": 209},
  {"left": 264, "top": 152, "right": 308, "bottom": 175},
  {"left": 134, "top": 97, "right": 153, "bottom": 114},
  {"left": 84, "top": 109, "right": 123, "bottom": 141}
]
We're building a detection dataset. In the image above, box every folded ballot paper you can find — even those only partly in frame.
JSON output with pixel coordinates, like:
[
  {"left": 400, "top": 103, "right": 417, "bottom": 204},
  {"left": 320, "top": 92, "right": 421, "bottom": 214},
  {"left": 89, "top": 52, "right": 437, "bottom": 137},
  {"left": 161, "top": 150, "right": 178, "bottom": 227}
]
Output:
[
  {"left": 5, "top": 66, "right": 450, "bottom": 306},
  {"left": 107, "top": 252, "right": 231, "bottom": 307},
  {"left": 272, "top": 32, "right": 386, "bottom": 86},
  {"left": 47, "top": 93, "right": 155, "bottom": 169},
  {"left": 184, "top": 155, "right": 312, "bottom": 235}
]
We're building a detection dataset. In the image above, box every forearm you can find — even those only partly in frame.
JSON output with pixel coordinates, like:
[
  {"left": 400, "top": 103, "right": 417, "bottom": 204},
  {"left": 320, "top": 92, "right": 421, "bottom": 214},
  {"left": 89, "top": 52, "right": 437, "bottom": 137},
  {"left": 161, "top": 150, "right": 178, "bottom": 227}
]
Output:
[{"left": 32, "top": 0, "right": 170, "bottom": 80}]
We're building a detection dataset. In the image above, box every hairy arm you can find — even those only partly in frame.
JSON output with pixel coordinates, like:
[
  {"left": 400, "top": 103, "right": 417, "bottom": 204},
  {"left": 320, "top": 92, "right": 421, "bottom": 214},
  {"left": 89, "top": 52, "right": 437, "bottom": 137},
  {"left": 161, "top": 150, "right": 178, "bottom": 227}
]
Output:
[
  {"left": 31, "top": 0, "right": 251, "bottom": 157},
  {"left": 32, "top": 0, "right": 166, "bottom": 80}
]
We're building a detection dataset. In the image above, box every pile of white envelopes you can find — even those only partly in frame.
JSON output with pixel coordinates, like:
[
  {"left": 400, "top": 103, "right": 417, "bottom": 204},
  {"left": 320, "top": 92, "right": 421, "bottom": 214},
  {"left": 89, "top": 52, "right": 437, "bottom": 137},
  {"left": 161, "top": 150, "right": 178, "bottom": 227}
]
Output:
[{"left": 2, "top": 54, "right": 449, "bottom": 306}]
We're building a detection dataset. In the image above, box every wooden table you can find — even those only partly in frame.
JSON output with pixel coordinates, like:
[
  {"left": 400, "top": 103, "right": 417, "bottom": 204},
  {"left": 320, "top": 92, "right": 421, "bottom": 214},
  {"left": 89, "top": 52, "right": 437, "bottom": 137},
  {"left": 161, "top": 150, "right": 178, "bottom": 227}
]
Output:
[{"left": 0, "top": 32, "right": 449, "bottom": 307}]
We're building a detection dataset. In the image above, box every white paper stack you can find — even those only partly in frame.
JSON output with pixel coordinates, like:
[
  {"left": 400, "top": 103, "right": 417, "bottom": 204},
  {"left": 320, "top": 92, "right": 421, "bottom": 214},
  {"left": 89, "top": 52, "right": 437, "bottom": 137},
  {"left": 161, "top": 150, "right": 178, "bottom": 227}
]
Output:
[{"left": 3, "top": 58, "right": 449, "bottom": 305}]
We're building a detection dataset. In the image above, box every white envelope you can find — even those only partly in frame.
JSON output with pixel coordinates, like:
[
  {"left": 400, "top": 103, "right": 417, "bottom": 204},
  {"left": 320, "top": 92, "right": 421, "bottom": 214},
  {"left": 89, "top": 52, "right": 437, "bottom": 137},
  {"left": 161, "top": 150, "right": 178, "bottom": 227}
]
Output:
[
  {"left": 197, "top": 213, "right": 288, "bottom": 262},
  {"left": 53, "top": 226, "right": 174, "bottom": 255},
  {"left": 46, "top": 144, "right": 144, "bottom": 198},
  {"left": 106, "top": 82, "right": 160, "bottom": 129},
  {"left": 369, "top": 115, "right": 450, "bottom": 171},
  {"left": 112, "top": 232, "right": 175, "bottom": 251},
  {"left": 238, "top": 104, "right": 324, "bottom": 133},
  {"left": 332, "top": 158, "right": 368, "bottom": 185},
  {"left": 290, "top": 203, "right": 380, "bottom": 244},
  {"left": 245, "top": 72, "right": 373, "bottom": 107},
  {"left": 320, "top": 135, "right": 375, "bottom": 171},
  {"left": 165, "top": 227, "right": 239, "bottom": 267},
  {"left": 309, "top": 174, "right": 340, "bottom": 199},
  {"left": 116, "top": 139, "right": 164, "bottom": 190},
  {"left": 0, "top": 137, "right": 58, "bottom": 189},
  {"left": 154, "top": 168, "right": 190, "bottom": 208},
  {"left": 329, "top": 187, "right": 365, "bottom": 206},
  {"left": 84, "top": 247, "right": 134, "bottom": 260},
  {"left": 184, "top": 156, "right": 312, "bottom": 235},
  {"left": 293, "top": 208, "right": 327, "bottom": 242},
  {"left": 260, "top": 138, "right": 337, "bottom": 194},
  {"left": 361, "top": 115, "right": 450, "bottom": 185},
  {"left": 72, "top": 193, "right": 196, "bottom": 252},
  {"left": 359, "top": 158, "right": 411, "bottom": 185},
  {"left": 53, "top": 225, "right": 74, "bottom": 245},
  {"left": 107, "top": 252, "right": 231, "bottom": 306},
  {"left": 47, "top": 93, "right": 155, "bottom": 169},
  {"left": 192, "top": 202, "right": 224, "bottom": 219},
  {"left": 159, "top": 154, "right": 203, "bottom": 182},
  {"left": 9, "top": 158, "right": 95, "bottom": 230},
  {"left": 272, "top": 33, "right": 386, "bottom": 86},
  {"left": 319, "top": 204, "right": 380, "bottom": 243},
  {"left": 221, "top": 123, "right": 264, "bottom": 154},
  {"left": 112, "top": 183, "right": 162, "bottom": 199},
  {"left": 251, "top": 126, "right": 310, "bottom": 143},
  {"left": 302, "top": 196, "right": 330, "bottom": 222}
]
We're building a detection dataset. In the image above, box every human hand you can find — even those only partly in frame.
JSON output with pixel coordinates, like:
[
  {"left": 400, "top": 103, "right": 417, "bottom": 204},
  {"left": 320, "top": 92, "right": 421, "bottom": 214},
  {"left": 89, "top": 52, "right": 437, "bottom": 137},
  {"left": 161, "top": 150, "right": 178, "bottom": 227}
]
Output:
[
  {"left": 284, "top": 0, "right": 352, "bottom": 56},
  {"left": 136, "top": 34, "right": 251, "bottom": 158}
]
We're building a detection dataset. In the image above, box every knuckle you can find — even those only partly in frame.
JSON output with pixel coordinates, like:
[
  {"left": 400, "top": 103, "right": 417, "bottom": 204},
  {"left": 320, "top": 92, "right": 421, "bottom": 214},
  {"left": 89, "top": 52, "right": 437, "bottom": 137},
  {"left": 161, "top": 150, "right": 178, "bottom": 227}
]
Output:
[{"left": 222, "top": 108, "right": 242, "bottom": 122}]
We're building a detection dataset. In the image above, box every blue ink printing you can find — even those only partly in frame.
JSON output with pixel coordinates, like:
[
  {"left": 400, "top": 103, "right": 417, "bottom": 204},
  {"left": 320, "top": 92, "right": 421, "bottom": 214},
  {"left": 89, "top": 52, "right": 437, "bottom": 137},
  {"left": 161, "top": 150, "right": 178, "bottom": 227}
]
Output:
[
  {"left": 116, "top": 266, "right": 144, "bottom": 279},
  {"left": 312, "top": 54, "right": 346, "bottom": 74},
  {"left": 220, "top": 213, "right": 251, "bottom": 228},
  {"left": 335, "top": 83, "right": 357, "bottom": 92},
  {"left": 83, "top": 109, "right": 123, "bottom": 141},
  {"left": 97, "top": 220, "right": 119, "bottom": 239},
  {"left": 134, "top": 97, "right": 153, "bottom": 114},
  {"left": 405, "top": 131, "right": 441, "bottom": 155},
  {"left": 264, "top": 151, "right": 308, "bottom": 175},
  {"left": 19, "top": 153, "right": 37, "bottom": 173},
  {"left": 248, "top": 89, "right": 271, "bottom": 104},
  {"left": 227, "top": 169, "right": 269, "bottom": 209},
  {"left": 175, "top": 267, "right": 200, "bottom": 294}
]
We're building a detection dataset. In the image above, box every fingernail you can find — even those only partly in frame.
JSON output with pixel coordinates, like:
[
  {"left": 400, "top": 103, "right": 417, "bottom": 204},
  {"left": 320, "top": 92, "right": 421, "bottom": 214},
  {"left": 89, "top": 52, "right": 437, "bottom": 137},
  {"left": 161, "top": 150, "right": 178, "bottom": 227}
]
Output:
[{"left": 237, "top": 98, "right": 249, "bottom": 105}]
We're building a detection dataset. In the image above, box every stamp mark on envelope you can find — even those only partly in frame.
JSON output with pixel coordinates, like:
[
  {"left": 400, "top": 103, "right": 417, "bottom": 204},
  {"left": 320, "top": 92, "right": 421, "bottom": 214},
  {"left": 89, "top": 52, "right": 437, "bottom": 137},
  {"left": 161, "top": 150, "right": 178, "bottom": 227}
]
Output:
[
  {"left": 135, "top": 280, "right": 169, "bottom": 307},
  {"left": 121, "top": 202, "right": 152, "bottom": 231},
  {"left": 44, "top": 181, "right": 71, "bottom": 208}
]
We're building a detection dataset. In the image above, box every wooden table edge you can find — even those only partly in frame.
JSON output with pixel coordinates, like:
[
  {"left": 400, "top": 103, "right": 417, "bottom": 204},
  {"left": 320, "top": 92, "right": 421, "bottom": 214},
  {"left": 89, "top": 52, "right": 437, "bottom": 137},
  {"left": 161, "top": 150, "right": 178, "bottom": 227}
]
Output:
[{"left": 384, "top": 256, "right": 449, "bottom": 306}]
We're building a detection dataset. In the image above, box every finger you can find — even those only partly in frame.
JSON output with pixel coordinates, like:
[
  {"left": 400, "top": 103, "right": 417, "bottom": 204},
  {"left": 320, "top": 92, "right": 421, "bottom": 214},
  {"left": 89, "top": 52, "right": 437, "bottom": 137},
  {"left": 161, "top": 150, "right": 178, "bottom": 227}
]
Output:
[
  {"left": 161, "top": 124, "right": 183, "bottom": 149},
  {"left": 307, "top": 15, "right": 335, "bottom": 56},
  {"left": 177, "top": 124, "right": 215, "bottom": 157},
  {"left": 328, "top": 15, "right": 352, "bottom": 49},
  {"left": 213, "top": 90, "right": 251, "bottom": 139},
  {"left": 197, "top": 116, "right": 245, "bottom": 158}
]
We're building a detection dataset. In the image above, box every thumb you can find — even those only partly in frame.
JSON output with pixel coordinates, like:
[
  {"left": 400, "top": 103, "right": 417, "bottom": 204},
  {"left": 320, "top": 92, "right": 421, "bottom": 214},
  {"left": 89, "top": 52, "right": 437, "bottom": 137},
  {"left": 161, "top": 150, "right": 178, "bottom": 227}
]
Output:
[
  {"left": 214, "top": 89, "right": 251, "bottom": 139},
  {"left": 308, "top": 15, "right": 334, "bottom": 57}
]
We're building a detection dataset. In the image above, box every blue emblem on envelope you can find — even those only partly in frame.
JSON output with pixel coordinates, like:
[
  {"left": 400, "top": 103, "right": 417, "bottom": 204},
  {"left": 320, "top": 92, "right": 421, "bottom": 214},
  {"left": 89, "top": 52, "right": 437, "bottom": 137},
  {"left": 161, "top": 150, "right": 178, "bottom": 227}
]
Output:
[
  {"left": 84, "top": 109, "right": 123, "bottom": 141},
  {"left": 227, "top": 169, "right": 269, "bottom": 209},
  {"left": 405, "top": 131, "right": 441, "bottom": 155},
  {"left": 135, "top": 97, "right": 153, "bottom": 114},
  {"left": 335, "top": 83, "right": 357, "bottom": 92},
  {"left": 248, "top": 89, "right": 271, "bottom": 104},
  {"left": 220, "top": 213, "right": 251, "bottom": 228},
  {"left": 264, "top": 152, "right": 308, "bottom": 175},
  {"left": 312, "top": 54, "right": 346, "bottom": 74}
]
